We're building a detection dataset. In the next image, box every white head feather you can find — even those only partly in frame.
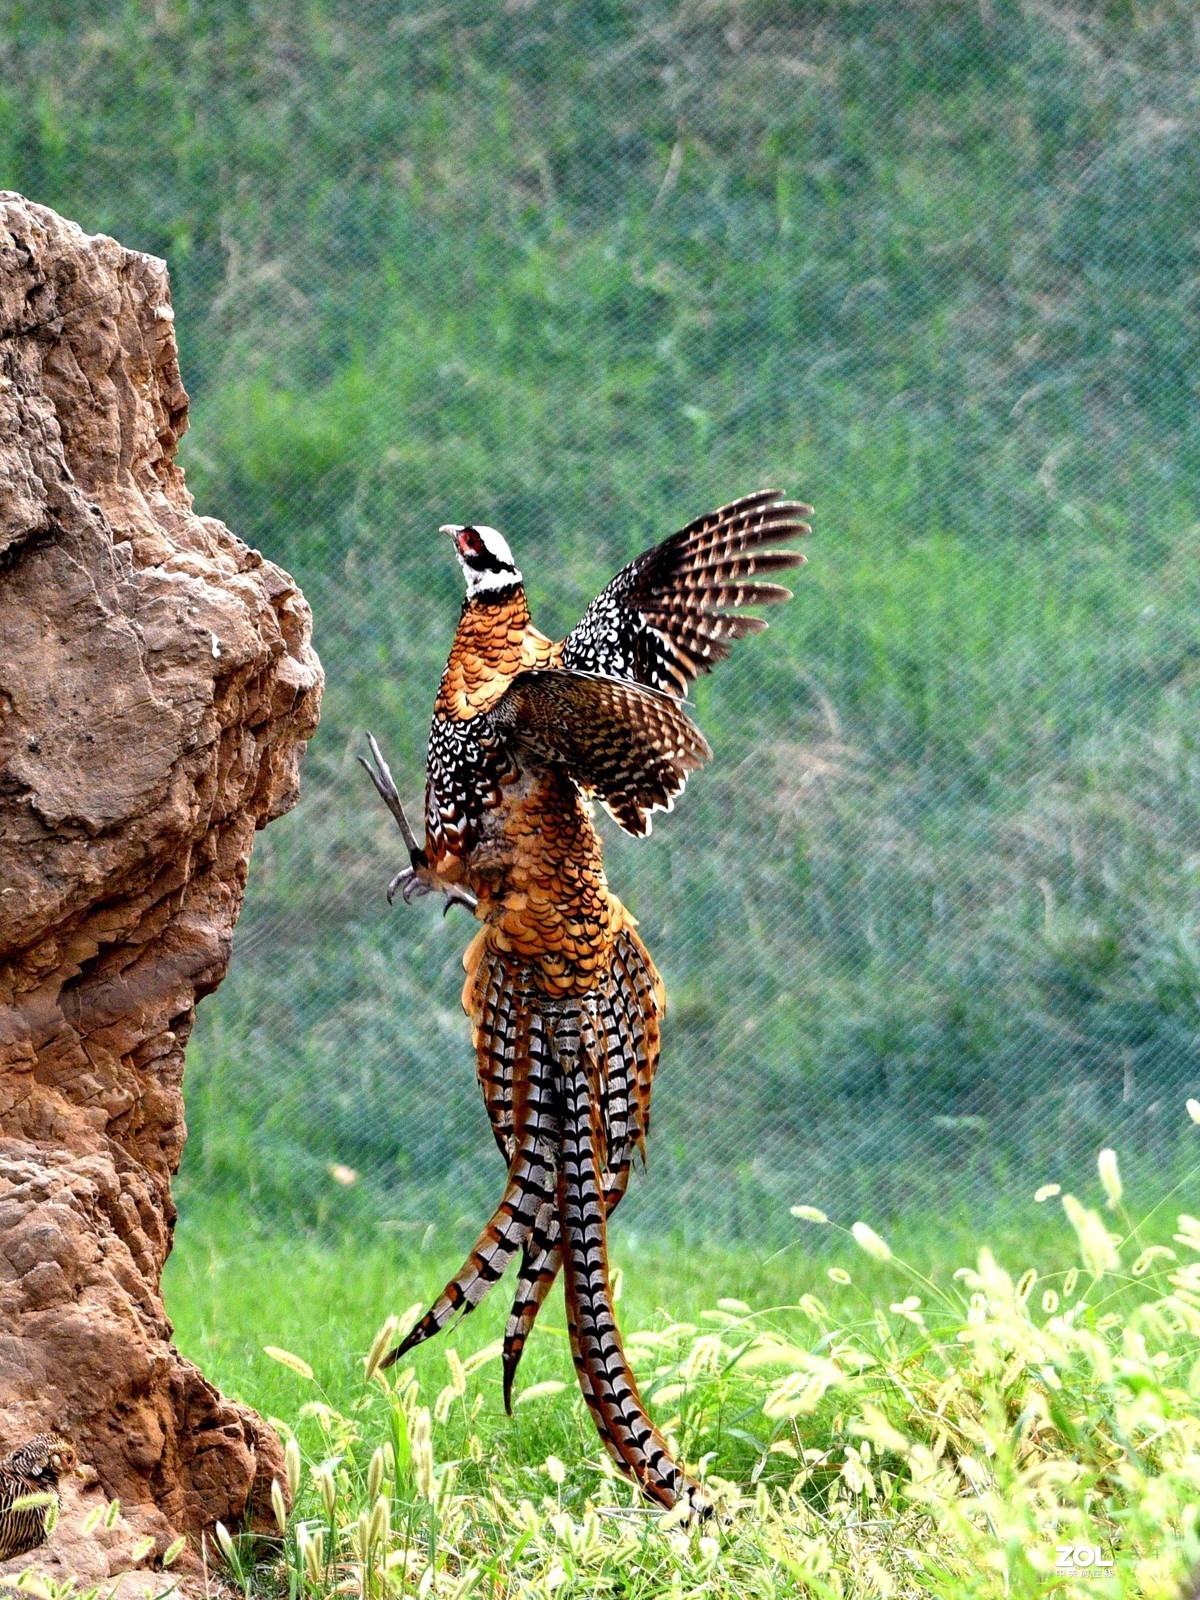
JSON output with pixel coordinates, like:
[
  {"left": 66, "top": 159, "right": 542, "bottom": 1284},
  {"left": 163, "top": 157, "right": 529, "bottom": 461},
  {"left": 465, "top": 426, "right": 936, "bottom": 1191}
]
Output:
[{"left": 440, "top": 523, "right": 523, "bottom": 597}]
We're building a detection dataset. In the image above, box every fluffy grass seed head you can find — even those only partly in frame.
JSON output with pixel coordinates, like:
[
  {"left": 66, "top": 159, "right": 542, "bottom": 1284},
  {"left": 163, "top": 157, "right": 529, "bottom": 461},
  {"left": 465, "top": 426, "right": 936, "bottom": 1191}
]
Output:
[
  {"left": 312, "top": 1460, "right": 339, "bottom": 1519},
  {"left": 369, "top": 1494, "right": 391, "bottom": 1549},
  {"left": 1062, "top": 1192, "right": 1121, "bottom": 1277},
  {"left": 1097, "top": 1147, "right": 1123, "bottom": 1209},
  {"left": 264, "top": 1346, "right": 314, "bottom": 1381},
  {"left": 297, "top": 1524, "right": 325, "bottom": 1585},
  {"left": 270, "top": 1477, "right": 287, "bottom": 1534},
  {"left": 851, "top": 1221, "right": 893, "bottom": 1262},
  {"left": 791, "top": 1205, "right": 829, "bottom": 1223},
  {"left": 514, "top": 1381, "right": 567, "bottom": 1405},
  {"left": 367, "top": 1445, "right": 388, "bottom": 1503},
  {"left": 364, "top": 1317, "right": 400, "bottom": 1383},
  {"left": 410, "top": 1407, "right": 436, "bottom": 1502}
]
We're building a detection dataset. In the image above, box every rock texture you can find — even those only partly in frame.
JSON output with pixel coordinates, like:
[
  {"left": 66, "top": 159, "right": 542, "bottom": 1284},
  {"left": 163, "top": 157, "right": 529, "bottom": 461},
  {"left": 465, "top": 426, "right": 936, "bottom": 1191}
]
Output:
[{"left": 0, "top": 193, "right": 322, "bottom": 1581}]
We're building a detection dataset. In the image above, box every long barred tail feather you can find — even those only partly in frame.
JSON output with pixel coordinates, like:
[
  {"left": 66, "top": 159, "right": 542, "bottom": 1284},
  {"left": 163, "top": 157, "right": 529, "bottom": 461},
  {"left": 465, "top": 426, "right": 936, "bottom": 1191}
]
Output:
[
  {"left": 609, "top": 925, "right": 664, "bottom": 1157},
  {"left": 557, "top": 1050, "right": 709, "bottom": 1513},
  {"left": 382, "top": 1128, "right": 554, "bottom": 1367},
  {"left": 382, "top": 1012, "right": 559, "bottom": 1368},
  {"left": 463, "top": 930, "right": 523, "bottom": 1161},
  {"left": 500, "top": 923, "right": 662, "bottom": 1406},
  {"left": 502, "top": 1202, "right": 560, "bottom": 1414},
  {"left": 501, "top": 1146, "right": 635, "bottom": 1413},
  {"left": 400, "top": 914, "right": 703, "bottom": 1510}
]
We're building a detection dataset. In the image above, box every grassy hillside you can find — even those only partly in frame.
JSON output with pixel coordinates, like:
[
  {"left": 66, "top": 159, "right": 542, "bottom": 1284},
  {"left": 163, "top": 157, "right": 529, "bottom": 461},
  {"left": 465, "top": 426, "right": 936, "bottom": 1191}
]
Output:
[
  {"left": 165, "top": 1171, "right": 1200, "bottom": 1597},
  {"left": 3, "top": 0, "right": 1199, "bottom": 1236}
]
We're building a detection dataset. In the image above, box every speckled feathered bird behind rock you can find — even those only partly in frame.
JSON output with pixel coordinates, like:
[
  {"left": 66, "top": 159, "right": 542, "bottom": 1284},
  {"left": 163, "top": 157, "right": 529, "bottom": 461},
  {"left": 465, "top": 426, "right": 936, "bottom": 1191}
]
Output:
[
  {"left": 0, "top": 193, "right": 322, "bottom": 1576},
  {"left": 0, "top": 1436, "right": 76, "bottom": 1562}
]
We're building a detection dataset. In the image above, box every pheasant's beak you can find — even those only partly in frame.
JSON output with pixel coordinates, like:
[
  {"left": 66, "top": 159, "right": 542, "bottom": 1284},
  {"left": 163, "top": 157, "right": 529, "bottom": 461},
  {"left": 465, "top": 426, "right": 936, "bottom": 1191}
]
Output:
[{"left": 439, "top": 524, "right": 462, "bottom": 540}]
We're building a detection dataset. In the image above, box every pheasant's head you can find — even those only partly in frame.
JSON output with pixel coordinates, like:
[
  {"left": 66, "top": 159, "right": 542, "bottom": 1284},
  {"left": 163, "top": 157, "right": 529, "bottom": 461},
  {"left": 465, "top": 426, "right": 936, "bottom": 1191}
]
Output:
[
  {"left": 5, "top": 1434, "right": 77, "bottom": 1484},
  {"left": 441, "top": 523, "right": 522, "bottom": 598}
]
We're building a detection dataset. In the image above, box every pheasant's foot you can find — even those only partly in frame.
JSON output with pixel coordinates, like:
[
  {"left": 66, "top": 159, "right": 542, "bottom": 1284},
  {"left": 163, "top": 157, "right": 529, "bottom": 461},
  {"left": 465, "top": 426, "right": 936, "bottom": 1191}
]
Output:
[
  {"left": 361, "top": 733, "right": 476, "bottom": 915},
  {"left": 387, "top": 862, "right": 478, "bottom": 916}
]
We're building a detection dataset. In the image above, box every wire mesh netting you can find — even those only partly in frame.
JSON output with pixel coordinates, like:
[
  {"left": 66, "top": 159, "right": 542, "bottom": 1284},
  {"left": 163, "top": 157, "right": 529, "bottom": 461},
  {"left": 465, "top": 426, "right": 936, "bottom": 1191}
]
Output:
[{"left": 6, "top": 1, "right": 1198, "bottom": 1245}]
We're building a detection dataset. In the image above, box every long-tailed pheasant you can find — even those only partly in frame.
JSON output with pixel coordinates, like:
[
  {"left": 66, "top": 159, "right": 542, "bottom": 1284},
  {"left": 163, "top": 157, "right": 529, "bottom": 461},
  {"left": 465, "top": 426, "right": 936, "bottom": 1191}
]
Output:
[
  {"left": 362, "top": 491, "right": 809, "bottom": 1512},
  {"left": 0, "top": 1435, "right": 76, "bottom": 1562}
]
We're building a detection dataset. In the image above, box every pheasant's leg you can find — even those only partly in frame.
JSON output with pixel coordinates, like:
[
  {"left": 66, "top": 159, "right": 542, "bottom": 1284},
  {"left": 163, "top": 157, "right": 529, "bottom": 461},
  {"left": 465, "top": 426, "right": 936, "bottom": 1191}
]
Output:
[{"left": 359, "top": 733, "right": 477, "bottom": 915}]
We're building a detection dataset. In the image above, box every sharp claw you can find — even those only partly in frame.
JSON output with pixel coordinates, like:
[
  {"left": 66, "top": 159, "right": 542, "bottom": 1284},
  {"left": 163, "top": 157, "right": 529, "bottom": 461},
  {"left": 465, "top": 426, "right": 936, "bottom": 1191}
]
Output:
[
  {"left": 446, "top": 886, "right": 479, "bottom": 915},
  {"left": 382, "top": 859, "right": 477, "bottom": 915}
]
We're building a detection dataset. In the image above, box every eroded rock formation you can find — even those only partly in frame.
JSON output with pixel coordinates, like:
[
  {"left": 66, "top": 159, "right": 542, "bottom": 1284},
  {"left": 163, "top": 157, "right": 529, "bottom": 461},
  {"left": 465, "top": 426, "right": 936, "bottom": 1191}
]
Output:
[{"left": 0, "top": 194, "right": 322, "bottom": 1583}]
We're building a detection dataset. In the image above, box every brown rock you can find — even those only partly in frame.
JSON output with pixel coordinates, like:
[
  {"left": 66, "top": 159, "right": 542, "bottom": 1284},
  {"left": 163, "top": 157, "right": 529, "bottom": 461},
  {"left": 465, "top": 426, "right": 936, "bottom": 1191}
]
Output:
[{"left": 0, "top": 192, "right": 323, "bottom": 1582}]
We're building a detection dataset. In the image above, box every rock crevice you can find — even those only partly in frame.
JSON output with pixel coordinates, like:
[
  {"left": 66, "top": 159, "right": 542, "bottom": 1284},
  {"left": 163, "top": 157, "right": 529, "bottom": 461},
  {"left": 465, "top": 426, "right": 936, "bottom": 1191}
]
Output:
[{"left": 0, "top": 194, "right": 322, "bottom": 1582}]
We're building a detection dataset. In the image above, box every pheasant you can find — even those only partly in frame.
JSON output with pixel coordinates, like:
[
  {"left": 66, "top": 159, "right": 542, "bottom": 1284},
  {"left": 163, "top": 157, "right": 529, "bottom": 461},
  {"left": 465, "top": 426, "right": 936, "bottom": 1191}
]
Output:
[
  {"left": 0, "top": 1435, "right": 76, "bottom": 1562},
  {"left": 362, "top": 490, "right": 809, "bottom": 1512}
]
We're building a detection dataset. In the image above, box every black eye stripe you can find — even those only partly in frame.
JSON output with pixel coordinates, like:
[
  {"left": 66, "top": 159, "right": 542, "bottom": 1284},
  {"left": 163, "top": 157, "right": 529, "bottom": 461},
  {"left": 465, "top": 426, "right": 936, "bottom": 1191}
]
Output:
[{"left": 465, "top": 545, "right": 517, "bottom": 575}]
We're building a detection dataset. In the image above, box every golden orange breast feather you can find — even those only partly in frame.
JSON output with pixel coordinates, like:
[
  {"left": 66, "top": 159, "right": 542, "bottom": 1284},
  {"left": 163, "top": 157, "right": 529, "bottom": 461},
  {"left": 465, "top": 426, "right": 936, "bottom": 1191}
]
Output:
[
  {"left": 477, "top": 767, "right": 622, "bottom": 998},
  {"left": 436, "top": 594, "right": 560, "bottom": 721},
  {"left": 433, "top": 592, "right": 615, "bottom": 996}
]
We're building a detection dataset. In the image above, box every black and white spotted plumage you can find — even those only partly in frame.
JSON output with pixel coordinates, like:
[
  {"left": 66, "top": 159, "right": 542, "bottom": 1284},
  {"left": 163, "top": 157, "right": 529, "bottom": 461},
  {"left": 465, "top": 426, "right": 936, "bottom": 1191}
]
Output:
[
  {"left": 425, "top": 708, "right": 518, "bottom": 860},
  {"left": 427, "top": 662, "right": 710, "bottom": 853},
  {"left": 561, "top": 490, "right": 810, "bottom": 699}
]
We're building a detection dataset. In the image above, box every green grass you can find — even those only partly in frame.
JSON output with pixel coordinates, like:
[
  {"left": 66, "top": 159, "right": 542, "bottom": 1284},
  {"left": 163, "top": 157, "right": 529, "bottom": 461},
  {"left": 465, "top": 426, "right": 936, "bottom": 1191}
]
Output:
[
  {"left": 166, "top": 1193, "right": 1083, "bottom": 1426},
  {"left": 4, "top": 1, "right": 1199, "bottom": 1236},
  {"left": 162, "top": 1150, "right": 1200, "bottom": 1597}
]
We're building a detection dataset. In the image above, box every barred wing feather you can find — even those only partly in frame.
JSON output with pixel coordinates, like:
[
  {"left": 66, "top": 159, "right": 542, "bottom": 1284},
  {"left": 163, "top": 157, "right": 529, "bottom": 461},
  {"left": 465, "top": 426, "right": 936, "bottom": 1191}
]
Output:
[
  {"left": 561, "top": 489, "right": 810, "bottom": 698},
  {"left": 490, "top": 667, "right": 711, "bottom": 836}
]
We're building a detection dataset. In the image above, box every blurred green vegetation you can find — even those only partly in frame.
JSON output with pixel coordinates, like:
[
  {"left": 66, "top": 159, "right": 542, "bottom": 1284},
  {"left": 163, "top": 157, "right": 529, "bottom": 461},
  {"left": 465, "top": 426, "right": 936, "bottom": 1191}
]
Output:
[
  {"left": 166, "top": 1186, "right": 1094, "bottom": 1435},
  {"left": 3, "top": 0, "right": 1198, "bottom": 1238}
]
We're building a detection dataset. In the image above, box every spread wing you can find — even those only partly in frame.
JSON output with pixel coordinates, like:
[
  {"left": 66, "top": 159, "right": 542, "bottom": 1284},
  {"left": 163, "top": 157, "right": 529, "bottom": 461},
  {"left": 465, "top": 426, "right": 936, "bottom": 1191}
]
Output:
[
  {"left": 490, "top": 668, "right": 711, "bottom": 836},
  {"left": 560, "top": 490, "right": 810, "bottom": 698}
]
